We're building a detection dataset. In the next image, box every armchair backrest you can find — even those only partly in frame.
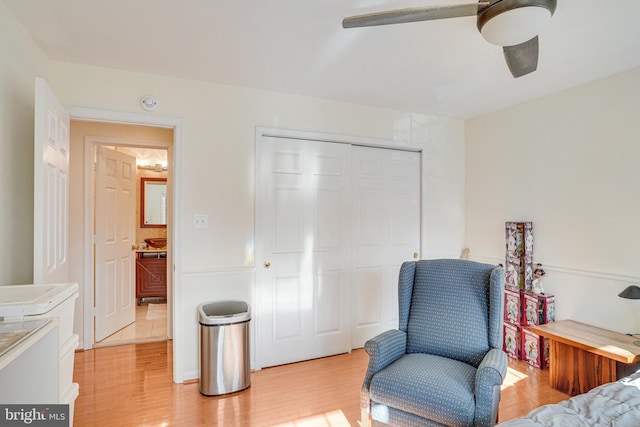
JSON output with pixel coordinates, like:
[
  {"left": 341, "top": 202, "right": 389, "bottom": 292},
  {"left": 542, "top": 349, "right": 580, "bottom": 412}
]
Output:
[{"left": 398, "top": 259, "right": 504, "bottom": 368}]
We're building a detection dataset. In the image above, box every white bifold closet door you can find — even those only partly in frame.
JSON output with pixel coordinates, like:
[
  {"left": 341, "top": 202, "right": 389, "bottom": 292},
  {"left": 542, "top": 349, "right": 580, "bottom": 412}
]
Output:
[{"left": 257, "top": 137, "right": 420, "bottom": 368}]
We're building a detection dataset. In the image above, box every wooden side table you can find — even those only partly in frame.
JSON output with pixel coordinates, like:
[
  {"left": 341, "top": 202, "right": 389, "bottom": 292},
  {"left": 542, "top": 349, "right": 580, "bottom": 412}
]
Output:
[{"left": 532, "top": 320, "right": 640, "bottom": 396}]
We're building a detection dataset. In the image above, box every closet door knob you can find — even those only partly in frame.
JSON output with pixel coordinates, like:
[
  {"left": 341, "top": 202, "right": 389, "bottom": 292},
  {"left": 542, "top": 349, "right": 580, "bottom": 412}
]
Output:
[
  {"left": 413, "top": 252, "right": 419, "bottom": 259},
  {"left": 264, "top": 261, "right": 271, "bottom": 268}
]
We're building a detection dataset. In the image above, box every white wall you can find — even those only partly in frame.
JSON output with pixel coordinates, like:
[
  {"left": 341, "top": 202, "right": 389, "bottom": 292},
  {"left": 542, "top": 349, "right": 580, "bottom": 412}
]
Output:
[
  {"left": 42, "top": 60, "right": 465, "bottom": 380},
  {"left": 0, "top": 1, "right": 48, "bottom": 285},
  {"left": 466, "top": 67, "right": 640, "bottom": 334},
  {"left": 0, "top": 1, "right": 464, "bottom": 381}
]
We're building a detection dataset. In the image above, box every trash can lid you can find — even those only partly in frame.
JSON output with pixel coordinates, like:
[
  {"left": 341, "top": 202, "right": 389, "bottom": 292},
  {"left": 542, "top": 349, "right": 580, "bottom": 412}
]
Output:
[{"left": 198, "top": 300, "right": 251, "bottom": 325}]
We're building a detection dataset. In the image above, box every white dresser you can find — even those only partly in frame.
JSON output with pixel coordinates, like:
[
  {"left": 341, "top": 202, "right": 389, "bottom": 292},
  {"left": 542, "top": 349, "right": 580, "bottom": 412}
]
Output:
[
  {"left": 0, "top": 319, "right": 58, "bottom": 399},
  {"left": 0, "top": 283, "right": 79, "bottom": 424}
]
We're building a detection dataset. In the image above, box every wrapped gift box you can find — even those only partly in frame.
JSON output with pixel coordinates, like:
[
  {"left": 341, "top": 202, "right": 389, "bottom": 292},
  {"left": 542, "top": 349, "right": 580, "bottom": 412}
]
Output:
[
  {"left": 505, "top": 255, "right": 533, "bottom": 291},
  {"left": 504, "top": 288, "right": 521, "bottom": 325},
  {"left": 503, "top": 323, "right": 521, "bottom": 360},
  {"left": 505, "top": 221, "right": 533, "bottom": 258},
  {"left": 521, "top": 292, "right": 556, "bottom": 327},
  {"left": 537, "top": 293, "right": 556, "bottom": 325},
  {"left": 521, "top": 292, "right": 540, "bottom": 328},
  {"left": 521, "top": 327, "right": 550, "bottom": 369}
]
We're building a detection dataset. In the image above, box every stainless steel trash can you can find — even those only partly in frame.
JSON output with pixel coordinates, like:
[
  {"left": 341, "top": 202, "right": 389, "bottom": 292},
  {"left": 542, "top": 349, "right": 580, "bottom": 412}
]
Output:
[{"left": 198, "top": 300, "right": 251, "bottom": 396}]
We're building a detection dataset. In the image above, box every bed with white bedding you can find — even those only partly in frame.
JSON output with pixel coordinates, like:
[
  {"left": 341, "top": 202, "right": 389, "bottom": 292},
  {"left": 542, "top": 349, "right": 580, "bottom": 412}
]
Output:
[{"left": 498, "top": 370, "right": 640, "bottom": 426}]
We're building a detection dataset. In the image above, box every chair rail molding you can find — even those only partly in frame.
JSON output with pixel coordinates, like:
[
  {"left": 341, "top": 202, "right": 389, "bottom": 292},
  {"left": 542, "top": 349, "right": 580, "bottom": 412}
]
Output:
[{"left": 471, "top": 254, "right": 639, "bottom": 284}]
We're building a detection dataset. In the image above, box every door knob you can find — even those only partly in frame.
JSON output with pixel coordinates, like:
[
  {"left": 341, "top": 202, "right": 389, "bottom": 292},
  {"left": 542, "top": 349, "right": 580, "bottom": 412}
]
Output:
[
  {"left": 413, "top": 252, "right": 419, "bottom": 259},
  {"left": 264, "top": 261, "right": 271, "bottom": 268}
]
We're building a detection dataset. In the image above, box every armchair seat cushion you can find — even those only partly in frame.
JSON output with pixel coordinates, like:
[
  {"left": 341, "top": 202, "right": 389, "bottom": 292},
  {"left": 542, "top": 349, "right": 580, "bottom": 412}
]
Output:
[{"left": 370, "top": 353, "right": 477, "bottom": 427}]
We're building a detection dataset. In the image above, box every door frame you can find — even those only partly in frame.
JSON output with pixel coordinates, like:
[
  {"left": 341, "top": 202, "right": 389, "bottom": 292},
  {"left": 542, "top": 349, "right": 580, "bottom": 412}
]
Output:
[
  {"left": 254, "top": 126, "right": 424, "bottom": 369},
  {"left": 70, "top": 107, "right": 184, "bottom": 383}
]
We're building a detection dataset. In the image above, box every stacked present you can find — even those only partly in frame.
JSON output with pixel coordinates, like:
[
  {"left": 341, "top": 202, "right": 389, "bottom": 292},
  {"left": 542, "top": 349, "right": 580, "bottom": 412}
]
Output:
[
  {"left": 505, "top": 221, "right": 533, "bottom": 290},
  {"left": 502, "top": 221, "right": 555, "bottom": 369}
]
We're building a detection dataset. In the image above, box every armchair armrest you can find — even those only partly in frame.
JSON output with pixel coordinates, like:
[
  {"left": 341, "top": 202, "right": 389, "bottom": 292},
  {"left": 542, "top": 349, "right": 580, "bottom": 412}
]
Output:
[
  {"left": 474, "top": 348, "right": 508, "bottom": 427},
  {"left": 361, "top": 329, "right": 406, "bottom": 412},
  {"left": 362, "top": 329, "right": 406, "bottom": 391}
]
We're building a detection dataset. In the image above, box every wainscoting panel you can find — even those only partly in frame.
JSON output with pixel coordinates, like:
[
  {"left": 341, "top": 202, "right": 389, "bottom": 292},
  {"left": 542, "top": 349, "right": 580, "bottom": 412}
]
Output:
[
  {"left": 180, "top": 267, "right": 255, "bottom": 381},
  {"left": 472, "top": 254, "right": 640, "bottom": 335}
]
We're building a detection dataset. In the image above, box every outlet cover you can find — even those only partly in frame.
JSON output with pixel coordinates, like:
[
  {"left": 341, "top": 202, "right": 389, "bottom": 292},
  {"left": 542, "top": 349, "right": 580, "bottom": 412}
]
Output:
[{"left": 194, "top": 214, "right": 208, "bottom": 228}]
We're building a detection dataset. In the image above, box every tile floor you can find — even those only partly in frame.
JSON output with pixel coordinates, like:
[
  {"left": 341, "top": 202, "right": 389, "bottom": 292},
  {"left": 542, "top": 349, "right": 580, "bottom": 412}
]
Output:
[{"left": 95, "top": 301, "right": 167, "bottom": 347}]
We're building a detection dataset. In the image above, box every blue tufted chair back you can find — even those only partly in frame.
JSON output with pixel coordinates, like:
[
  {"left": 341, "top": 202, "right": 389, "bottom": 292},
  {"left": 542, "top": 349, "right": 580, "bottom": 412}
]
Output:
[{"left": 398, "top": 259, "right": 503, "bottom": 368}]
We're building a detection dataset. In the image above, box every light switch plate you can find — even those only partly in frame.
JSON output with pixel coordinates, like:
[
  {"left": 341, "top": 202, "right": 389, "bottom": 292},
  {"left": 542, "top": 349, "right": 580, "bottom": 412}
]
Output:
[{"left": 194, "top": 214, "right": 208, "bottom": 228}]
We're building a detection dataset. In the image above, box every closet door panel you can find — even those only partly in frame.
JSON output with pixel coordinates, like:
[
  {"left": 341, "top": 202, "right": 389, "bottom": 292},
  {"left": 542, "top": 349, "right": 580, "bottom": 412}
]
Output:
[
  {"left": 352, "top": 146, "right": 420, "bottom": 348},
  {"left": 257, "top": 137, "right": 351, "bottom": 368}
]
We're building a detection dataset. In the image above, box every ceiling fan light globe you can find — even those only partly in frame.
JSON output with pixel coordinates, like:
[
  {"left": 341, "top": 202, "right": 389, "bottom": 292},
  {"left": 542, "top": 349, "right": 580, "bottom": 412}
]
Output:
[{"left": 480, "top": 6, "right": 552, "bottom": 46}]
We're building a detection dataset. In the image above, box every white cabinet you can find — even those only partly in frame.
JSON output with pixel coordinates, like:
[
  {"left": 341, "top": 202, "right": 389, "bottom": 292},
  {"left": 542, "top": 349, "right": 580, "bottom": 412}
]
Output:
[
  {"left": 0, "top": 319, "right": 58, "bottom": 403},
  {"left": 0, "top": 283, "right": 79, "bottom": 423}
]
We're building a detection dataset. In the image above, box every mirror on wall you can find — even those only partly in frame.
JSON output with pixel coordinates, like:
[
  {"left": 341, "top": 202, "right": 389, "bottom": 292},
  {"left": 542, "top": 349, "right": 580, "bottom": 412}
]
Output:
[{"left": 141, "top": 177, "right": 167, "bottom": 228}]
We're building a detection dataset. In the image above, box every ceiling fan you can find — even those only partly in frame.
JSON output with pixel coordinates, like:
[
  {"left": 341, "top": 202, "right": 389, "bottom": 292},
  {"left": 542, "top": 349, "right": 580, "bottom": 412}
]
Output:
[{"left": 342, "top": 0, "right": 557, "bottom": 78}]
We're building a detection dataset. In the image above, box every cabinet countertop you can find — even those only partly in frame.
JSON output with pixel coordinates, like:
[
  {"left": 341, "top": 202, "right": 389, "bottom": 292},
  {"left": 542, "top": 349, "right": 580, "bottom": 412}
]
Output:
[{"left": 0, "top": 319, "right": 56, "bottom": 369}]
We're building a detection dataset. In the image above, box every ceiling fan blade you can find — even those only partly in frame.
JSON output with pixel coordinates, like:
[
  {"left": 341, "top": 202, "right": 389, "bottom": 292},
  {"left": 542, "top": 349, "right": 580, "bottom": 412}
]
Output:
[
  {"left": 342, "top": 2, "right": 491, "bottom": 29},
  {"left": 503, "top": 36, "right": 539, "bottom": 78}
]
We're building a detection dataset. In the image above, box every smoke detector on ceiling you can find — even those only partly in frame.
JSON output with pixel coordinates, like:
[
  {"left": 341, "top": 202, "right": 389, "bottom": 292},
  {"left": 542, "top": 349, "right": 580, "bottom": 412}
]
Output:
[{"left": 140, "top": 95, "right": 159, "bottom": 112}]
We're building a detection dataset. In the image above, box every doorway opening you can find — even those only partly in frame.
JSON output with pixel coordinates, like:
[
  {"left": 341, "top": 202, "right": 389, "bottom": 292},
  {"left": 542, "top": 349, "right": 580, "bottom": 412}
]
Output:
[
  {"left": 70, "top": 120, "right": 174, "bottom": 349},
  {"left": 96, "top": 298, "right": 168, "bottom": 347}
]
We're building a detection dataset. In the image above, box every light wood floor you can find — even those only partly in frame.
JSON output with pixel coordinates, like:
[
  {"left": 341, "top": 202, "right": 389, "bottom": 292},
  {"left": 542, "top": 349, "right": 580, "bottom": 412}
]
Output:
[
  {"left": 94, "top": 302, "right": 167, "bottom": 348},
  {"left": 73, "top": 341, "right": 569, "bottom": 426}
]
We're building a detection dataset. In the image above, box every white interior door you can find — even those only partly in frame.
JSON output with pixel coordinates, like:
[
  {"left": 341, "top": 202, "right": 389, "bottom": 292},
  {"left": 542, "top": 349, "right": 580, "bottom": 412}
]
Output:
[
  {"left": 34, "top": 78, "right": 70, "bottom": 284},
  {"left": 351, "top": 146, "right": 421, "bottom": 347},
  {"left": 257, "top": 137, "right": 352, "bottom": 368},
  {"left": 94, "top": 146, "right": 137, "bottom": 342}
]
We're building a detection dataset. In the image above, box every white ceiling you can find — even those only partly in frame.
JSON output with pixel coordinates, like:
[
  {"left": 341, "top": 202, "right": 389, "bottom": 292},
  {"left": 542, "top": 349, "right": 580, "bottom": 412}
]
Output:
[{"left": 4, "top": 0, "right": 640, "bottom": 119}]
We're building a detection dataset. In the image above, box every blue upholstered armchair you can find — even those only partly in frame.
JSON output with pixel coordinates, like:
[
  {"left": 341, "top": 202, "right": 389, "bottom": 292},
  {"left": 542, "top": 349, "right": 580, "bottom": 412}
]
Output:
[{"left": 361, "top": 259, "right": 507, "bottom": 427}]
